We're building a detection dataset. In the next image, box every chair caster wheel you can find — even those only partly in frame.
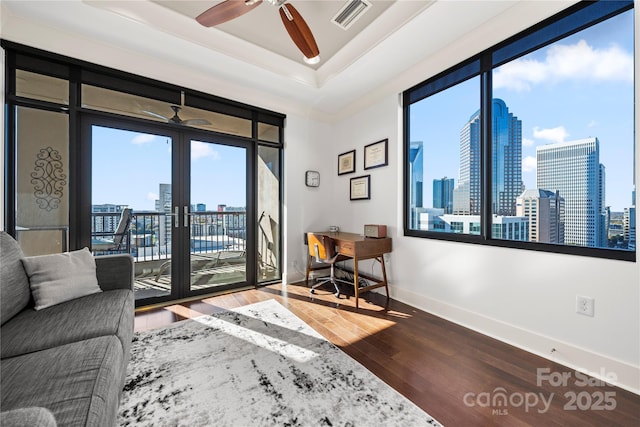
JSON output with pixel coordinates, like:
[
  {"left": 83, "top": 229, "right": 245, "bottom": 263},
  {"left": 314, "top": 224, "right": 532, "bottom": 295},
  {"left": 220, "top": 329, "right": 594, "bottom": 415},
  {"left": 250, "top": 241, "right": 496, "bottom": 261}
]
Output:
[
  {"left": 334, "top": 293, "right": 340, "bottom": 298},
  {"left": 310, "top": 289, "right": 315, "bottom": 294}
]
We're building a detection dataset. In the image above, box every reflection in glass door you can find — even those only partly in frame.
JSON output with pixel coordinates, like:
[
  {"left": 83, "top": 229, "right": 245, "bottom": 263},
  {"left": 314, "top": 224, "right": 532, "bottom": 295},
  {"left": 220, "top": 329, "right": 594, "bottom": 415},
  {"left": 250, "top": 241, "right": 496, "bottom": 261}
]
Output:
[
  {"left": 188, "top": 140, "right": 247, "bottom": 292},
  {"left": 91, "top": 125, "right": 174, "bottom": 301}
]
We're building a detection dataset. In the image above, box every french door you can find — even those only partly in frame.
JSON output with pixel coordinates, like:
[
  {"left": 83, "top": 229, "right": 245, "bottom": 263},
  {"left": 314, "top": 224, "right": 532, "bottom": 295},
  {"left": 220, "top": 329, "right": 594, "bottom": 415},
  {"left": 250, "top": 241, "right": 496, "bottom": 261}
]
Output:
[{"left": 86, "top": 116, "right": 253, "bottom": 305}]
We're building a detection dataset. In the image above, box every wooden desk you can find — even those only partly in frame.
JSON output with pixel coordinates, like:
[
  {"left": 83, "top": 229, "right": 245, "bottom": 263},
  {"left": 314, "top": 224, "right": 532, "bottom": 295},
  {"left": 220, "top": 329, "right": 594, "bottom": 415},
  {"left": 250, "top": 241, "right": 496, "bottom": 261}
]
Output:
[{"left": 306, "top": 231, "right": 392, "bottom": 308}]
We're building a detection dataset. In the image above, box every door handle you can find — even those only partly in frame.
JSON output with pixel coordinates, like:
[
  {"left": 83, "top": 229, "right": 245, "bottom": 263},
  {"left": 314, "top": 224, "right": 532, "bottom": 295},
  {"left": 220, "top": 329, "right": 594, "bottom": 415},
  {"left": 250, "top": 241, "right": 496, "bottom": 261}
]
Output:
[
  {"left": 184, "top": 206, "right": 189, "bottom": 228},
  {"left": 169, "top": 206, "right": 179, "bottom": 228}
]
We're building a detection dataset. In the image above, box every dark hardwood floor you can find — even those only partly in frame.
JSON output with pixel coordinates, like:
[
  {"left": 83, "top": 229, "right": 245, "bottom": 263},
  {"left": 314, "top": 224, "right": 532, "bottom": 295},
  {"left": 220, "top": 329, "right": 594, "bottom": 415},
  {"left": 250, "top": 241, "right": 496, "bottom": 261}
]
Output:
[{"left": 134, "top": 282, "right": 640, "bottom": 426}]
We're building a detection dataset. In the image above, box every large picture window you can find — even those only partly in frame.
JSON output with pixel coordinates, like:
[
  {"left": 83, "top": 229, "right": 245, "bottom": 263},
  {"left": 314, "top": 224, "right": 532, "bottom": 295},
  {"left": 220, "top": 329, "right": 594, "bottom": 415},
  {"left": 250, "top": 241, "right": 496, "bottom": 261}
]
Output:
[{"left": 404, "top": 0, "right": 635, "bottom": 261}]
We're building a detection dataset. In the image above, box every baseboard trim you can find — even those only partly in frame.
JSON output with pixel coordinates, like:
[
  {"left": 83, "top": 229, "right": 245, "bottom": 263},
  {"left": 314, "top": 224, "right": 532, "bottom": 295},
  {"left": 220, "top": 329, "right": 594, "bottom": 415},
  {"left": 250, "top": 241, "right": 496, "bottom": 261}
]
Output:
[{"left": 388, "top": 284, "right": 640, "bottom": 396}]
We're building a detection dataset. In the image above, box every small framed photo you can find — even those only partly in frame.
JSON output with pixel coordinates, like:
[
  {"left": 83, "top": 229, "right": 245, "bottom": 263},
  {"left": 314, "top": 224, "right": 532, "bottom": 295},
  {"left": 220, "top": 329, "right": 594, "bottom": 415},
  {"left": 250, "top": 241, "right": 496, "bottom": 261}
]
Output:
[
  {"left": 364, "top": 138, "right": 388, "bottom": 170},
  {"left": 338, "top": 149, "right": 356, "bottom": 175},
  {"left": 350, "top": 175, "right": 371, "bottom": 200}
]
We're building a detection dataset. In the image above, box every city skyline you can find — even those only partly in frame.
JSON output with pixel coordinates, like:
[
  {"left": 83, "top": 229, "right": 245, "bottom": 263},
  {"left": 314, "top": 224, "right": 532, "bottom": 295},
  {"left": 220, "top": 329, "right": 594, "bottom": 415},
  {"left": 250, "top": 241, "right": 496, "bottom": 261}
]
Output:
[
  {"left": 409, "top": 9, "right": 634, "bottom": 213},
  {"left": 92, "top": 126, "right": 247, "bottom": 212}
]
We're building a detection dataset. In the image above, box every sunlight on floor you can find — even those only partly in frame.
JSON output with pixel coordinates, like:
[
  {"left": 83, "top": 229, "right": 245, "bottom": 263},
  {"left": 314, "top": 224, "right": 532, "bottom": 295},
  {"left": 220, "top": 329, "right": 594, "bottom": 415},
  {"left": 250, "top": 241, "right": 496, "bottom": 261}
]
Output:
[
  {"left": 164, "top": 304, "right": 207, "bottom": 319},
  {"left": 192, "top": 311, "right": 320, "bottom": 363}
]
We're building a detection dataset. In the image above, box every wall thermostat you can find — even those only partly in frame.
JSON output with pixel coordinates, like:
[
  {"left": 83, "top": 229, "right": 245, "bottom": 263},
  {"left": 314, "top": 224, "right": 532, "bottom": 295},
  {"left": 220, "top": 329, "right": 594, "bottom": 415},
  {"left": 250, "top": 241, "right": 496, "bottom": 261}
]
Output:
[{"left": 364, "top": 224, "right": 387, "bottom": 238}]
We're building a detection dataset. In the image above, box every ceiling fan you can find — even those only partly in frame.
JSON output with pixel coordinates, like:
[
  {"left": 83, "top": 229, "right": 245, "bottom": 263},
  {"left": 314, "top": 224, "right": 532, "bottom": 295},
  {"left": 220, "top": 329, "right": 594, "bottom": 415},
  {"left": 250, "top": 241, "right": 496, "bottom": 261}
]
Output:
[
  {"left": 143, "top": 106, "right": 212, "bottom": 126},
  {"left": 195, "top": 0, "right": 320, "bottom": 64}
]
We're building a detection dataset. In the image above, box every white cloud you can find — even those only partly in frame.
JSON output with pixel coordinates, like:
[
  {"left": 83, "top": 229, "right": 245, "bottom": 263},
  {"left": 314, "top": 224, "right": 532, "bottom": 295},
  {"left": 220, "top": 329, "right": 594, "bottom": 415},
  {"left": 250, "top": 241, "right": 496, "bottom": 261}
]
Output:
[
  {"left": 147, "top": 192, "right": 158, "bottom": 201},
  {"left": 494, "top": 40, "right": 633, "bottom": 92},
  {"left": 533, "top": 126, "right": 569, "bottom": 144},
  {"left": 587, "top": 120, "right": 598, "bottom": 128},
  {"left": 522, "top": 137, "right": 535, "bottom": 147},
  {"left": 132, "top": 134, "right": 156, "bottom": 145},
  {"left": 493, "top": 58, "right": 547, "bottom": 92},
  {"left": 191, "top": 141, "right": 221, "bottom": 161},
  {"left": 522, "top": 156, "right": 537, "bottom": 173}
]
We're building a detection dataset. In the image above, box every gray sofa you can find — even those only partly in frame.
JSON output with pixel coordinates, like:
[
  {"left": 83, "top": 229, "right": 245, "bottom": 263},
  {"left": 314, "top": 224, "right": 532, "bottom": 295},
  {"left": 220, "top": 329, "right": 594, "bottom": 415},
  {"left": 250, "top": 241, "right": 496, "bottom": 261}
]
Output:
[{"left": 0, "top": 231, "right": 134, "bottom": 426}]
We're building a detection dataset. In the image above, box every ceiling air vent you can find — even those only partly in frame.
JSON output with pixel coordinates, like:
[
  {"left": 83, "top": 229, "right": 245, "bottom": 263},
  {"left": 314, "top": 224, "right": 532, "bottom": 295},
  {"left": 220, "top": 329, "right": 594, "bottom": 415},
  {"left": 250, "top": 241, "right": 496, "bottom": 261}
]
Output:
[{"left": 331, "top": 0, "right": 372, "bottom": 30}]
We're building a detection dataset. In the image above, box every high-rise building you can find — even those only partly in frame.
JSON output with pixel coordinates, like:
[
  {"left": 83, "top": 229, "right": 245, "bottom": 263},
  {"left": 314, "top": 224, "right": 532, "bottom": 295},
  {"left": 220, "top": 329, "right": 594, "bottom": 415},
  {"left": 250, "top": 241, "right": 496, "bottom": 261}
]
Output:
[
  {"left": 599, "top": 164, "right": 607, "bottom": 246},
  {"left": 91, "top": 204, "right": 127, "bottom": 234},
  {"left": 157, "top": 183, "right": 172, "bottom": 246},
  {"left": 433, "top": 177, "right": 454, "bottom": 214},
  {"left": 421, "top": 214, "right": 527, "bottom": 240},
  {"left": 624, "top": 205, "right": 636, "bottom": 251},
  {"left": 453, "top": 99, "right": 522, "bottom": 216},
  {"left": 625, "top": 207, "right": 636, "bottom": 251},
  {"left": 537, "top": 137, "right": 604, "bottom": 248},
  {"left": 453, "top": 109, "right": 480, "bottom": 215},
  {"left": 624, "top": 188, "right": 637, "bottom": 251},
  {"left": 490, "top": 215, "right": 529, "bottom": 241},
  {"left": 409, "top": 141, "right": 424, "bottom": 228},
  {"left": 516, "top": 189, "right": 564, "bottom": 244},
  {"left": 492, "top": 99, "right": 523, "bottom": 216}
]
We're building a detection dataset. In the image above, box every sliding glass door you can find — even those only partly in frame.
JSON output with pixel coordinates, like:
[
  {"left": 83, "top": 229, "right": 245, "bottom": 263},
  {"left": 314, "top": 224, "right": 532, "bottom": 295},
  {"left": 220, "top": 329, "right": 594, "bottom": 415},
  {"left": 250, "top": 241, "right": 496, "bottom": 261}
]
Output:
[
  {"left": 87, "top": 117, "right": 252, "bottom": 305},
  {"left": 90, "top": 123, "right": 176, "bottom": 301},
  {"left": 187, "top": 139, "right": 248, "bottom": 292}
]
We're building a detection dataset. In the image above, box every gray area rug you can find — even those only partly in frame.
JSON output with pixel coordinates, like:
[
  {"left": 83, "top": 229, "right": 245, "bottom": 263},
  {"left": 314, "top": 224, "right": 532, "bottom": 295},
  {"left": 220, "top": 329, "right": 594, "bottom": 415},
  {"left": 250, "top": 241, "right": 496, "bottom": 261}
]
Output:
[{"left": 119, "top": 299, "right": 442, "bottom": 426}]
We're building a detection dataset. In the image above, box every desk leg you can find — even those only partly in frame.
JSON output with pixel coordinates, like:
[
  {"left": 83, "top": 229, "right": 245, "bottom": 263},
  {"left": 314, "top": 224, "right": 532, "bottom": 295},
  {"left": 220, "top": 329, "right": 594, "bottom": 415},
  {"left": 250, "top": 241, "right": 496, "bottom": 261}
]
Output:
[
  {"left": 379, "top": 256, "right": 389, "bottom": 302},
  {"left": 353, "top": 257, "right": 360, "bottom": 309},
  {"left": 305, "top": 254, "right": 312, "bottom": 286}
]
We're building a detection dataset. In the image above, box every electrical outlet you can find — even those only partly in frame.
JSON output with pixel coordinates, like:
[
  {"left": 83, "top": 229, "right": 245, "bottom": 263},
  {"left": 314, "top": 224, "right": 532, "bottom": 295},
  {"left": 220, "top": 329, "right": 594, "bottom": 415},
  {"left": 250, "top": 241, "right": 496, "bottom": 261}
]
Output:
[{"left": 576, "top": 295, "right": 595, "bottom": 317}]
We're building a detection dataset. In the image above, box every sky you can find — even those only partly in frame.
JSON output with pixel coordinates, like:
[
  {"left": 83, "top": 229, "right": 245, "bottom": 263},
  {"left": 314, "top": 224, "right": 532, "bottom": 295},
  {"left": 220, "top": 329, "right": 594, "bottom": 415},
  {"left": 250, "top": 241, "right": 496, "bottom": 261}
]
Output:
[
  {"left": 92, "top": 127, "right": 246, "bottom": 211},
  {"left": 409, "top": 9, "right": 635, "bottom": 213}
]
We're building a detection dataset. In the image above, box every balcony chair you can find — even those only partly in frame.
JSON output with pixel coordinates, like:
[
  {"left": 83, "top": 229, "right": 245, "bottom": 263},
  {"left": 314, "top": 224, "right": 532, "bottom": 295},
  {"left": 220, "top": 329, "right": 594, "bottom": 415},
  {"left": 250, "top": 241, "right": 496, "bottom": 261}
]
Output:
[
  {"left": 92, "top": 208, "right": 132, "bottom": 254},
  {"left": 307, "top": 232, "right": 351, "bottom": 298}
]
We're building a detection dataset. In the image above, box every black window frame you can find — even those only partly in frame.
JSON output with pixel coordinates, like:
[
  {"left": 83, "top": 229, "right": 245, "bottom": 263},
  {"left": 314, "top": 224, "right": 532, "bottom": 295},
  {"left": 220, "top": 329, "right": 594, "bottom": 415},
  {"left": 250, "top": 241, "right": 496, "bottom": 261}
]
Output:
[
  {"left": 402, "top": 0, "right": 635, "bottom": 262},
  {"left": 2, "top": 40, "right": 287, "bottom": 297}
]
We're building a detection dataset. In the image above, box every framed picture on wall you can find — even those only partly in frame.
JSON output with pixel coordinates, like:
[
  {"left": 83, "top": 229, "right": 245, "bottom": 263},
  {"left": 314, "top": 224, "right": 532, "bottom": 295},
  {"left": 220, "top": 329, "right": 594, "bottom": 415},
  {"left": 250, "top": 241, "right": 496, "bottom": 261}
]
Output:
[
  {"left": 338, "top": 149, "right": 356, "bottom": 175},
  {"left": 364, "top": 138, "right": 388, "bottom": 170},
  {"left": 350, "top": 175, "right": 371, "bottom": 200}
]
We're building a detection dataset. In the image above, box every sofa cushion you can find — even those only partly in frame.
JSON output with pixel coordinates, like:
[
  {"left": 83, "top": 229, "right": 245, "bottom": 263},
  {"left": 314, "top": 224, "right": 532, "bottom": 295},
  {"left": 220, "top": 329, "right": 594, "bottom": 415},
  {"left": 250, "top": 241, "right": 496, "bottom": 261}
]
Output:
[
  {"left": 1, "top": 336, "right": 124, "bottom": 427},
  {"left": 0, "top": 232, "right": 32, "bottom": 325},
  {"left": 0, "top": 289, "right": 133, "bottom": 360},
  {"left": 22, "top": 248, "right": 102, "bottom": 311}
]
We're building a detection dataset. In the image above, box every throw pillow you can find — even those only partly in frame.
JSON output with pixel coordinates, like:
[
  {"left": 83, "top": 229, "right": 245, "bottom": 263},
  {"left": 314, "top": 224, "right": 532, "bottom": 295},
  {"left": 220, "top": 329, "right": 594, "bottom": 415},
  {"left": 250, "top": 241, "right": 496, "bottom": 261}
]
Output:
[{"left": 22, "top": 248, "right": 102, "bottom": 310}]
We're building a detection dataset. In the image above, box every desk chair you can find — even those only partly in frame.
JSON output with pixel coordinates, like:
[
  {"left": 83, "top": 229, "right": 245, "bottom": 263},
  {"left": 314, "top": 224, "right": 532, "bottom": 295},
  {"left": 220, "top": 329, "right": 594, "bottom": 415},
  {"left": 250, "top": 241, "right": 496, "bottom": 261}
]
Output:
[{"left": 307, "top": 232, "right": 351, "bottom": 298}]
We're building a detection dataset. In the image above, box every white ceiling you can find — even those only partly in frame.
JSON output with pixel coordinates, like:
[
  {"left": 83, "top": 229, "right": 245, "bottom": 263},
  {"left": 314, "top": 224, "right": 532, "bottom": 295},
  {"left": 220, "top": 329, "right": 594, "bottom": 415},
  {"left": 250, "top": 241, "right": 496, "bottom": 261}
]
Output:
[
  {"left": 153, "top": 0, "right": 398, "bottom": 68},
  {"left": 0, "top": 1, "right": 576, "bottom": 121}
]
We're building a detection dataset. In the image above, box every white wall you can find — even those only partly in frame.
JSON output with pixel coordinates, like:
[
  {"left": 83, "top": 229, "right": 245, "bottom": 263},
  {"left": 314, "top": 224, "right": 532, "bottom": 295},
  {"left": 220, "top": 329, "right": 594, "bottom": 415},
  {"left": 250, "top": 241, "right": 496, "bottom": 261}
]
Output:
[
  {"left": 283, "top": 91, "right": 640, "bottom": 394},
  {"left": 282, "top": 115, "right": 335, "bottom": 279},
  {"left": 281, "top": 2, "right": 640, "bottom": 395}
]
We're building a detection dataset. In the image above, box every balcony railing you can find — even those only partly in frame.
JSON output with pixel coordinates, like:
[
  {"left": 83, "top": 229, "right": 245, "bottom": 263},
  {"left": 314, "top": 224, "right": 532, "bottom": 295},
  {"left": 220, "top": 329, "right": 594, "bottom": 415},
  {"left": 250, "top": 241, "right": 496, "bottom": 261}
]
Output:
[{"left": 91, "top": 210, "right": 247, "bottom": 262}]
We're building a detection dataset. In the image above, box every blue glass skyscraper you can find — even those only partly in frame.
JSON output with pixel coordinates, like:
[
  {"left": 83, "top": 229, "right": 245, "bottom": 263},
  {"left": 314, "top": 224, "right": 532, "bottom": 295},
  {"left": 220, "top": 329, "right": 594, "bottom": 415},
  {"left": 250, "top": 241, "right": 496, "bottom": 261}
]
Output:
[
  {"left": 492, "top": 99, "right": 523, "bottom": 216},
  {"left": 453, "top": 99, "right": 522, "bottom": 216},
  {"left": 409, "top": 141, "right": 424, "bottom": 229},
  {"left": 433, "top": 177, "right": 455, "bottom": 214}
]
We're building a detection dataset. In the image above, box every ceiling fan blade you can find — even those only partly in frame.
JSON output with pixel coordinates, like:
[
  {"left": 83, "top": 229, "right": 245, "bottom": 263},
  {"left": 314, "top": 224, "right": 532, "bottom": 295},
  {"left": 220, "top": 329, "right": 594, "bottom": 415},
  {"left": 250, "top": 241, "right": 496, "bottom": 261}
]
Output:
[
  {"left": 196, "top": 0, "right": 263, "bottom": 27},
  {"left": 142, "top": 110, "right": 170, "bottom": 121},
  {"left": 279, "top": 3, "right": 319, "bottom": 60},
  {"left": 181, "top": 119, "right": 212, "bottom": 126}
]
